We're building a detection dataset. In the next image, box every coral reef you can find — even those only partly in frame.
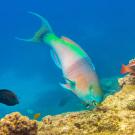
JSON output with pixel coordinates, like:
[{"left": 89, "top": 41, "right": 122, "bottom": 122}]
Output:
[
  {"left": 118, "top": 75, "right": 135, "bottom": 87},
  {"left": 0, "top": 112, "right": 38, "bottom": 135},
  {"left": 1, "top": 63, "right": 135, "bottom": 135},
  {"left": 119, "top": 58, "right": 135, "bottom": 88},
  {"left": 37, "top": 74, "right": 135, "bottom": 135}
]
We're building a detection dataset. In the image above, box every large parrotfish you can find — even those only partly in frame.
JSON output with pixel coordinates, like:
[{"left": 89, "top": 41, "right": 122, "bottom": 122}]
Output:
[{"left": 17, "top": 12, "right": 103, "bottom": 107}]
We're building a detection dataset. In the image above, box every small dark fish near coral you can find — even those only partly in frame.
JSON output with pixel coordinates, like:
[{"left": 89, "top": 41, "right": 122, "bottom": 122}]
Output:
[
  {"left": 0, "top": 89, "right": 19, "bottom": 106},
  {"left": 121, "top": 60, "right": 135, "bottom": 76}
]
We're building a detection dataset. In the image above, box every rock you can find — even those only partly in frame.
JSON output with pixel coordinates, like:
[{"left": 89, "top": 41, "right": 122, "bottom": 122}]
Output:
[
  {"left": 119, "top": 75, "right": 135, "bottom": 88},
  {"left": 0, "top": 112, "right": 38, "bottom": 135},
  {"left": 118, "top": 59, "right": 135, "bottom": 88},
  {"left": 38, "top": 84, "right": 135, "bottom": 134}
]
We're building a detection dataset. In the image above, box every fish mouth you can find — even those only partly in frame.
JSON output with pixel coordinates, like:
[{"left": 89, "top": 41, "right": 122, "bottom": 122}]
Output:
[
  {"left": 82, "top": 100, "right": 96, "bottom": 108},
  {"left": 84, "top": 99, "right": 102, "bottom": 108}
]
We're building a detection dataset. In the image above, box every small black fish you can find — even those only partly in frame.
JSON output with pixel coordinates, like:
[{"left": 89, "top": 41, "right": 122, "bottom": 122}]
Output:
[{"left": 0, "top": 89, "right": 19, "bottom": 106}]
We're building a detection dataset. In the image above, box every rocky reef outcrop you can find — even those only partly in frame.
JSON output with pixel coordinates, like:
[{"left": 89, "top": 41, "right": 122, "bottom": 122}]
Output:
[
  {"left": 37, "top": 69, "right": 135, "bottom": 135},
  {"left": 0, "top": 60, "right": 135, "bottom": 135},
  {"left": 38, "top": 86, "right": 135, "bottom": 135},
  {"left": 118, "top": 58, "right": 135, "bottom": 87},
  {"left": 119, "top": 75, "right": 135, "bottom": 87},
  {"left": 0, "top": 112, "right": 38, "bottom": 135}
]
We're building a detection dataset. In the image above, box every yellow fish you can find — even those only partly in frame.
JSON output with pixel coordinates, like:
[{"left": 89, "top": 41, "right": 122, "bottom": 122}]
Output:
[{"left": 33, "top": 113, "right": 41, "bottom": 120}]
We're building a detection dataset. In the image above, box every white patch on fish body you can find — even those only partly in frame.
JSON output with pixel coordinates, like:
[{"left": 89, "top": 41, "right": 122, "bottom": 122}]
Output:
[
  {"left": 51, "top": 39, "right": 101, "bottom": 96},
  {"left": 66, "top": 58, "right": 98, "bottom": 93},
  {"left": 51, "top": 40, "right": 84, "bottom": 70},
  {"left": 49, "top": 37, "right": 103, "bottom": 104}
]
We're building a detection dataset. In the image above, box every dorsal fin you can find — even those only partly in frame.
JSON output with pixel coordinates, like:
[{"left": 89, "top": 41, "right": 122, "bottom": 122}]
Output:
[{"left": 61, "top": 36, "right": 80, "bottom": 47}]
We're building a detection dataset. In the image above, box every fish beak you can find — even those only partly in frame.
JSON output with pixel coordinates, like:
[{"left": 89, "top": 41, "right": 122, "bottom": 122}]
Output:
[{"left": 92, "top": 100, "right": 101, "bottom": 107}]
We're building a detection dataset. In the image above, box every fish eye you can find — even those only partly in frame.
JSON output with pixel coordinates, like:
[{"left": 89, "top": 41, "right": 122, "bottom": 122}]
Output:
[{"left": 92, "top": 100, "right": 98, "bottom": 106}]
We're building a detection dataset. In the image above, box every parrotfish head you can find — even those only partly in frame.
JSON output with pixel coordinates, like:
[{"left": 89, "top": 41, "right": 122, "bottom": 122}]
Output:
[
  {"left": 79, "top": 85, "right": 104, "bottom": 108},
  {"left": 91, "top": 88, "right": 103, "bottom": 106},
  {"left": 83, "top": 95, "right": 103, "bottom": 108}
]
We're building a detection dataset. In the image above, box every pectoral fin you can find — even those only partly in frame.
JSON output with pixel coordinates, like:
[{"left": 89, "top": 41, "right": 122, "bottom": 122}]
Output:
[
  {"left": 60, "top": 83, "right": 73, "bottom": 91},
  {"left": 65, "top": 78, "right": 76, "bottom": 89},
  {"left": 60, "top": 78, "right": 76, "bottom": 91}
]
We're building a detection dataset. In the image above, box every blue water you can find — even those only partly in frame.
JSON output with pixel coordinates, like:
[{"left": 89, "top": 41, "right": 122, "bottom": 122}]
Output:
[{"left": 0, "top": 0, "right": 134, "bottom": 119}]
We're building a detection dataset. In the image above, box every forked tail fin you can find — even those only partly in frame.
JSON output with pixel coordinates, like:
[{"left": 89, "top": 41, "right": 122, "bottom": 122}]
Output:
[
  {"left": 120, "top": 64, "right": 132, "bottom": 74},
  {"left": 16, "top": 12, "right": 53, "bottom": 43}
]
